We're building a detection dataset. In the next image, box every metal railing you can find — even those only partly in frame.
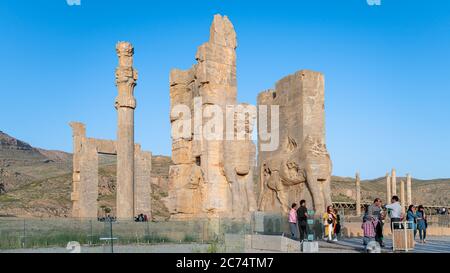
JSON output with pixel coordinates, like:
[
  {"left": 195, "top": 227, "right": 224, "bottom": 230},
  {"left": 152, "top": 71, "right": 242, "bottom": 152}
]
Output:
[
  {"left": 332, "top": 202, "right": 450, "bottom": 216},
  {"left": 1, "top": 211, "right": 446, "bottom": 252},
  {"left": 0, "top": 217, "right": 254, "bottom": 252}
]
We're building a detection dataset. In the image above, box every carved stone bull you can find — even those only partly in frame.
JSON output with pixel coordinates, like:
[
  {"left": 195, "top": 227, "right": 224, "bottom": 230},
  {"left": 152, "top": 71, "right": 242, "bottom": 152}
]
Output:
[{"left": 258, "top": 135, "right": 332, "bottom": 214}]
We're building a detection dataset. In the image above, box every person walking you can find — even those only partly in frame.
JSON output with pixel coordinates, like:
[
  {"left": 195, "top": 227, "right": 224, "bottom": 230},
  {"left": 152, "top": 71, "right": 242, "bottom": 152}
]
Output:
[
  {"left": 386, "top": 196, "right": 403, "bottom": 230},
  {"left": 297, "top": 200, "right": 308, "bottom": 242},
  {"left": 334, "top": 208, "right": 341, "bottom": 241},
  {"left": 406, "top": 205, "right": 418, "bottom": 239},
  {"left": 416, "top": 205, "right": 427, "bottom": 243},
  {"left": 366, "top": 198, "right": 385, "bottom": 247},
  {"left": 323, "top": 205, "right": 336, "bottom": 242},
  {"left": 288, "top": 203, "right": 299, "bottom": 239}
]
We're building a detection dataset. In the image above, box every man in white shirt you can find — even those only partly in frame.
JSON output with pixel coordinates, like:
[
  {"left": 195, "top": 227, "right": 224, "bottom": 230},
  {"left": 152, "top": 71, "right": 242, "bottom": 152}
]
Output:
[{"left": 385, "top": 196, "right": 403, "bottom": 230}]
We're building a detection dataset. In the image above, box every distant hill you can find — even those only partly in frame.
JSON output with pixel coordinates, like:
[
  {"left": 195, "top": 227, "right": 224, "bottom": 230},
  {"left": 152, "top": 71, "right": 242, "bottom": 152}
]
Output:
[
  {"left": 331, "top": 176, "right": 449, "bottom": 206},
  {"left": 0, "top": 130, "right": 171, "bottom": 218},
  {"left": 0, "top": 130, "right": 448, "bottom": 218}
]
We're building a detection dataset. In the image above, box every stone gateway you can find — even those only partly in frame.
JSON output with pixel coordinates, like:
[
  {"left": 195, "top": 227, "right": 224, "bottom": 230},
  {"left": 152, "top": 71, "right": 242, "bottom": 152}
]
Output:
[
  {"left": 70, "top": 42, "right": 152, "bottom": 220},
  {"left": 257, "top": 70, "right": 332, "bottom": 215},
  {"left": 70, "top": 15, "right": 333, "bottom": 220}
]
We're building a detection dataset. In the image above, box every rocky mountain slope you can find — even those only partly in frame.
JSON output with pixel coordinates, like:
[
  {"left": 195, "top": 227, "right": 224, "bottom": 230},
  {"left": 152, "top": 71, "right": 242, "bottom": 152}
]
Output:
[{"left": 0, "top": 131, "right": 172, "bottom": 218}]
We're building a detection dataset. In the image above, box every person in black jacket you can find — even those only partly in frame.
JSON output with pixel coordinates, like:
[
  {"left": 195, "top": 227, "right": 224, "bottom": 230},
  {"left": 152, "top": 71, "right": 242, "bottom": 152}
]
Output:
[{"left": 297, "top": 200, "right": 308, "bottom": 242}]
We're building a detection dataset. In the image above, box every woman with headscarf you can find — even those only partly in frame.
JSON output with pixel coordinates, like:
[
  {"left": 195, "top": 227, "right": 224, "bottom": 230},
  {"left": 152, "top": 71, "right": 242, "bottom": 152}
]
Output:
[
  {"left": 406, "top": 205, "right": 417, "bottom": 239},
  {"left": 416, "top": 205, "right": 427, "bottom": 243},
  {"left": 323, "top": 205, "right": 337, "bottom": 241}
]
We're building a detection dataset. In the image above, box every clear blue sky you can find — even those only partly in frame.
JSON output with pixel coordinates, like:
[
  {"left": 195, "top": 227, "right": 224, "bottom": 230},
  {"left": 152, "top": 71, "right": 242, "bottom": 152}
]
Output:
[{"left": 1, "top": 0, "right": 449, "bottom": 179}]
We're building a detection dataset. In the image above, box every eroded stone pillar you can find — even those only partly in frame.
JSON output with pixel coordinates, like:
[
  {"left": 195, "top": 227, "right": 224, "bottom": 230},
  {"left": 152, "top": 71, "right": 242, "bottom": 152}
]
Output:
[
  {"left": 386, "top": 173, "right": 391, "bottom": 204},
  {"left": 355, "top": 172, "right": 361, "bottom": 216},
  {"left": 406, "top": 174, "right": 412, "bottom": 206},
  {"left": 167, "top": 14, "right": 256, "bottom": 219},
  {"left": 400, "top": 179, "right": 405, "bottom": 213},
  {"left": 257, "top": 70, "right": 332, "bottom": 215},
  {"left": 79, "top": 139, "right": 99, "bottom": 218},
  {"left": 69, "top": 122, "right": 86, "bottom": 218},
  {"left": 115, "top": 42, "right": 138, "bottom": 219},
  {"left": 134, "top": 144, "right": 152, "bottom": 217},
  {"left": 391, "top": 168, "right": 397, "bottom": 196}
]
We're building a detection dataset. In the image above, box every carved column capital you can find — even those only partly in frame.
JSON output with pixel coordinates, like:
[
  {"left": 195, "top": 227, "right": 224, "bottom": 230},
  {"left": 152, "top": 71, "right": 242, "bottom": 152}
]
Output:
[{"left": 115, "top": 41, "right": 138, "bottom": 109}]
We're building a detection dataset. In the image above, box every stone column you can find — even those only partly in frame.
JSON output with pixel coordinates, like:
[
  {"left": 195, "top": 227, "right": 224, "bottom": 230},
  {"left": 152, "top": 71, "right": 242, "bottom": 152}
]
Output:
[
  {"left": 79, "top": 139, "right": 99, "bottom": 218},
  {"left": 391, "top": 168, "right": 397, "bottom": 196},
  {"left": 355, "top": 172, "right": 361, "bottom": 216},
  {"left": 386, "top": 172, "right": 391, "bottom": 204},
  {"left": 134, "top": 144, "right": 152, "bottom": 218},
  {"left": 115, "top": 42, "right": 138, "bottom": 220},
  {"left": 406, "top": 174, "right": 412, "bottom": 206},
  {"left": 69, "top": 122, "right": 86, "bottom": 218},
  {"left": 400, "top": 180, "right": 406, "bottom": 213}
]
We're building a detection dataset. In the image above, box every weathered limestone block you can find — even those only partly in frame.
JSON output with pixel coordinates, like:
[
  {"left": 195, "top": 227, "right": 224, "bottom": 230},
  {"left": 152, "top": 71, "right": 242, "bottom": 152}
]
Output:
[
  {"left": 391, "top": 168, "right": 397, "bottom": 196},
  {"left": 257, "top": 70, "right": 332, "bottom": 215},
  {"left": 224, "top": 105, "right": 257, "bottom": 215},
  {"left": 196, "top": 43, "right": 236, "bottom": 66},
  {"left": 400, "top": 179, "right": 406, "bottom": 212},
  {"left": 115, "top": 41, "right": 138, "bottom": 220},
  {"left": 386, "top": 173, "right": 391, "bottom": 204},
  {"left": 209, "top": 14, "right": 237, "bottom": 49},
  {"left": 92, "top": 139, "right": 117, "bottom": 155},
  {"left": 170, "top": 69, "right": 194, "bottom": 87},
  {"left": 70, "top": 122, "right": 85, "bottom": 217},
  {"left": 134, "top": 146, "right": 152, "bottom": 217},
  {"left": 167, "top": 14, "right": 256, "bottom": 219},
  {"left": 195, "top": 61, "right": 237, "bottom": 87},
  {"left": 406, "top": 174, "right": 412, "bottom": 205},
  {"left": 171, "top": 139, "right": 193, "bottom": 165},
  {"left": 356, "top": 172, "right": 361, "bottom": 216},
  {"left": 199, "top": 84, "right": 237, "bottom": 106},
  {"left": 167, "top": 164, "right": 205, "bottom": 216},
  {"left": 224, "top": 139, "right": 257, "bottom": 215},
  {"left": 78, "top": 139, "right": 99, "bottom": 218}
]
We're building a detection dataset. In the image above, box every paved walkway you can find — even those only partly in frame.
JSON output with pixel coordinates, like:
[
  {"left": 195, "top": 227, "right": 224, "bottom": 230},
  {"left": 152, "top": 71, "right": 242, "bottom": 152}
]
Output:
[
  {"left": 1, "top": 237, "right": 449, "bottom": 253},
  {"left": 332, "top": 236, "right": 450, "bottom": 253}
]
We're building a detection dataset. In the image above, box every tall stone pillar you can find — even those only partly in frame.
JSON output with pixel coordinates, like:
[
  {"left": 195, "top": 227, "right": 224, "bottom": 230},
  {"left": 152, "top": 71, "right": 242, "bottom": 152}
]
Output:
[
  {"left": 134, "top": 144, "right": 152, "bottom": 217},
  {"left": 406, "top": 174, "right": 412, "bottom": 206},
  {"left": 79, "top": 139, "right": 99, "bottom": 218},
  {"left": 391, "top": 168, "right": 397, "bottom": 196},
  {"left": 355, "top": 172, "right": 361, "bottom": 216},
  {"left": 69, "top": 122, "right": 86, "bottom": 218},
  {"left": 386, "top": 173, "right": 391, "bottom": 204},
  {"left": 115, "top": 42, "right": 138, "bottom": 219},
  {"left": 400, "top": 180, "right": 405, "bottom": 213}
]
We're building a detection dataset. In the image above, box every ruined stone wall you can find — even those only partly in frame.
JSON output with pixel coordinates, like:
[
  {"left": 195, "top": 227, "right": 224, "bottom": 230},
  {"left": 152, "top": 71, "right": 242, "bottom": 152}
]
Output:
[
  {"left": 167, "top": 14, "right": 256, "bottom": 219},
  {"left": 70, "top": 123, "right": 152, "bottom": 219},
  {"left": 70, "top": 42, "right": 152, "bottom": 219},
  {"left": 257, "top": 70, "right": 332, "bottom": 214},
  {"left": 134, "top": 144, "right": 152, "bottom": 217}
]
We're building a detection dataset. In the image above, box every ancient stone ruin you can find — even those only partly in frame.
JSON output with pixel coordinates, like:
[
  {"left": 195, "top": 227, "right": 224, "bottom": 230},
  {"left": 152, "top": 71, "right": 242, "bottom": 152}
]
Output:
[
  {"left": 257, "top": 71, "right": 332, "bottom": 214},
  {"left": 70, "top": 14, "right": 334, "bottom": 220},
  {"left": 166, "top": 15, "right": 257, "bottom": 219},
  {"left": 70, "top": 42, "right": 152, "bottom": 220}
]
